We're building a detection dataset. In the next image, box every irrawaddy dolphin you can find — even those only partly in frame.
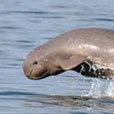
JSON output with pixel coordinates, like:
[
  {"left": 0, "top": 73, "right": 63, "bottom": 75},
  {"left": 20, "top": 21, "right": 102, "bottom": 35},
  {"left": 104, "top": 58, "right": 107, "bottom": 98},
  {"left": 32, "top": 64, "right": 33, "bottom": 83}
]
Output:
[{"left": 23, "top": 28, "right": 114, "bottom": 80}]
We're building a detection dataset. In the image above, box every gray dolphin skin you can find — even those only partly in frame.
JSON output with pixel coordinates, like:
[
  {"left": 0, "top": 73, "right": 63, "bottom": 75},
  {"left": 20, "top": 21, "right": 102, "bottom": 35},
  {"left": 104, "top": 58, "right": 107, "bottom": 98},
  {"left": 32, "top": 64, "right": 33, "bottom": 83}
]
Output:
[{"left": 23, "top": 28, "right": 114, "bottom": 80}]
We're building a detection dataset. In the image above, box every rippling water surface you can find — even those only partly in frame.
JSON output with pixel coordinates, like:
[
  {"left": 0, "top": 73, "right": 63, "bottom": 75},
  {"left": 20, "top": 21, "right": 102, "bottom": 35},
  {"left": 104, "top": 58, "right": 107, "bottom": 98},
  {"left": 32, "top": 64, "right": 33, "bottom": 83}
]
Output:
[{"left": 1, "top": 0, "right": 114, "bottom": 113}]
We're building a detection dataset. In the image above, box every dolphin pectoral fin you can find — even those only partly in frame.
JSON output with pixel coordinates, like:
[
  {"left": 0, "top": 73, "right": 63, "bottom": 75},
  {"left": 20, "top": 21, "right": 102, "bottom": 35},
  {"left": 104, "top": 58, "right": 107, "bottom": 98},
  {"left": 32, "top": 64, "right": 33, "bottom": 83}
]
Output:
[{"left": 58, "top": 53, "right": 85, "bottom": 70}]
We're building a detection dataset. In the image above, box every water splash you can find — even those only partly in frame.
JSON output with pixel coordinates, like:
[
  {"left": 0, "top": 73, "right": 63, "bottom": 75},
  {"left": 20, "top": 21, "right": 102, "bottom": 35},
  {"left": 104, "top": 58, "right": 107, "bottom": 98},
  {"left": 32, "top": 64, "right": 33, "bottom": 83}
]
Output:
[{"left": 86, "top": 78, "right": 114, "bottom": 98}]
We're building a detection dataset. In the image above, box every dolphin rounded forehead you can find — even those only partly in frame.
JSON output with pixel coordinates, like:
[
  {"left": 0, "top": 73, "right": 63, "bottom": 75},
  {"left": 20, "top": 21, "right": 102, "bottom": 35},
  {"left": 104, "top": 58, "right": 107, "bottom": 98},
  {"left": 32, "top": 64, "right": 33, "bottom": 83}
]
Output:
[
  {"left": 29, "top": 30, "right": 114, "bottom": 60},
  {"left": 30, "top": 46, "right": 50, "bottom": 58},
  {"left": 37, "top": 28, "right": 114, "bottom": 50},
  {"left": 30, "top": 28, "right": 114, "bottom": 56}
]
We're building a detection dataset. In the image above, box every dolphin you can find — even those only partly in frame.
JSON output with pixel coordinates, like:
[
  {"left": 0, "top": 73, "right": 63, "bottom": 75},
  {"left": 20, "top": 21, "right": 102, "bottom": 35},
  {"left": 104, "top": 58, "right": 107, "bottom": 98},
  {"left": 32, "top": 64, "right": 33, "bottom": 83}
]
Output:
[{"left": 23, "top": 28, "right": 114, "bottom": 80}]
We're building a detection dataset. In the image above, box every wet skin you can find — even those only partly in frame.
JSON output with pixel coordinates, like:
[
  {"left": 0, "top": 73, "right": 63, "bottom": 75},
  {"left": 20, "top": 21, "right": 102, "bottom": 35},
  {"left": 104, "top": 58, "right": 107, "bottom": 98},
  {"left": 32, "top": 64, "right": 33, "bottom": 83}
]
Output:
[{"left": 23, "top": 28, "right": 114, "bottom": 80}]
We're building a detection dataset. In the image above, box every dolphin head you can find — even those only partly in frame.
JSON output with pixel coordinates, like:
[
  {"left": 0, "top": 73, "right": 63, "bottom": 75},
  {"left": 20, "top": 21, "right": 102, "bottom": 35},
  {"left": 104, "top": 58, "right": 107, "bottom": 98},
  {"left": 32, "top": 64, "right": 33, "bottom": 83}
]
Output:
[{"left": 23, "top": 47, "right": 63, "bottom": 80}]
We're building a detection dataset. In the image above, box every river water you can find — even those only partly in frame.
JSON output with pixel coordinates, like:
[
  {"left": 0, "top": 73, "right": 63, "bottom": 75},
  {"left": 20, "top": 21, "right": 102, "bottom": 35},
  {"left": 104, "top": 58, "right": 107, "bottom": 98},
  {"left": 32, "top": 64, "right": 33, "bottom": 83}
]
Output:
[{"left": 1, "top": 0, "right": 114, "bottom": 114}]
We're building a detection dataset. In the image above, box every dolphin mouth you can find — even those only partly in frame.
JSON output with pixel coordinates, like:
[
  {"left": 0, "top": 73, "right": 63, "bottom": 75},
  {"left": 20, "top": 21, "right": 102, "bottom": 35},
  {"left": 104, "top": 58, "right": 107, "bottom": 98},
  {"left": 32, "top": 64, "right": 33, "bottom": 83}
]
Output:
[
  {"left": 28, "top": 69, "right": 49, "bottom": 80},
  {"left": 36, "top": 72, "right": 49, "bottom": 80}
]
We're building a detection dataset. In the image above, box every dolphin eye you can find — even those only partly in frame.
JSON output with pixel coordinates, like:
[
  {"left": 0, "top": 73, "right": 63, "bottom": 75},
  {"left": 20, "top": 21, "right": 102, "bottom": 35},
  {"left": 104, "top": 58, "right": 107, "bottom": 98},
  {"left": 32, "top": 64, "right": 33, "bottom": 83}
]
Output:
[{"left": 33, "top": 61, "right": 38, "bottom": 65}]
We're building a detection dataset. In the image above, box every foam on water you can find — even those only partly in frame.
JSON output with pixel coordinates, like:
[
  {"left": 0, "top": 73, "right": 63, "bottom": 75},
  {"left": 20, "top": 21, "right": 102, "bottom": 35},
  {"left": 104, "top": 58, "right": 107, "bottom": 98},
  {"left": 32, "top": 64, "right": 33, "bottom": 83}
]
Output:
[{"left": 86, "top": 78, "right": 114, "bottom": 98}]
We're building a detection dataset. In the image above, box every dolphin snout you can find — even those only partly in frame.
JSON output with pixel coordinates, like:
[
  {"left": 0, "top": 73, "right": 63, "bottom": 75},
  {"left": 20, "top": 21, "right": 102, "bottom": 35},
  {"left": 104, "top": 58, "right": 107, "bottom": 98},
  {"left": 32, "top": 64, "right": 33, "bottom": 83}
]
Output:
[
  {"left": 23, "top": 61, "right": 32, "bottom": 78},
  {"left": 23, "top": 60, "right": 49, "bottom": 80}
]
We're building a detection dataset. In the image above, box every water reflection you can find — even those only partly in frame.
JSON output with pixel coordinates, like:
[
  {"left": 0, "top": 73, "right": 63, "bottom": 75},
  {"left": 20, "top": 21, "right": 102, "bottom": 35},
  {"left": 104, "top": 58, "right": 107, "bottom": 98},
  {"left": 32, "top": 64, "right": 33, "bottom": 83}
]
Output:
[{"left": 0, "top": 91, "right": 114, "bottom": 113}]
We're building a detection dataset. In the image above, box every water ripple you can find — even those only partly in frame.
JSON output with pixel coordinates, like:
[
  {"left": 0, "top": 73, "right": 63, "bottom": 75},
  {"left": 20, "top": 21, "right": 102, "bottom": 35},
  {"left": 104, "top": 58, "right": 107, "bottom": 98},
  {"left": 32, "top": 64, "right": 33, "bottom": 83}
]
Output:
[
  {"left": 0, "top": 11, "right": 56, "bottom": 15},
  {"left": 96, "top": 18, "right": 114, "bottom": 22},
  {"left": 0, "top": 91, "right": 38, "bottom": 96}
]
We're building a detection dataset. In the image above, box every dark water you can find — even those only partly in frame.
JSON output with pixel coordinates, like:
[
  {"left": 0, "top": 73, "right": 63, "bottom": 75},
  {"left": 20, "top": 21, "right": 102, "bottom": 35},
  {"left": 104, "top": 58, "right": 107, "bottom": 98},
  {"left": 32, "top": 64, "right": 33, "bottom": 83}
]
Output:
[{"left": 1, "top": 0, "right": 114, "bottom": 113}]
